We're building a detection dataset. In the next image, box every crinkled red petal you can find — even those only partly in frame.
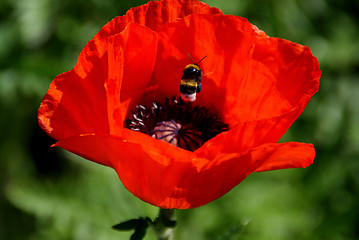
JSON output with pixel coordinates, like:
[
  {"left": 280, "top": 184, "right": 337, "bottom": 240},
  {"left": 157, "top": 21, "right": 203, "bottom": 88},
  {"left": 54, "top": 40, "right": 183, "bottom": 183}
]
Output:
[
  {"left": 105, "top": 23, "right": 158, "bottom": 135},
  {"left": 253, "top": 142, "right": 315, "bottom": 172},
  {"left": 149, "top": 14, "right": 320, "bottom": 152},
  {"left": 196, "top": 105, "right": 305, "bottom": 157},
  {"left": 38, "top": 37, "right": 110, "bottom": 140},
  {"left": 149, "top": 14, "right": 257, "bottom": 115},
  {"left": 54, "top": 133, "right": 314, "bottom": 209},
  {"left": 253, "top": 37, "right": 321, "bottom": 108},
  {"left": 94, "top": 0, "right": 223, "bottom": 41},
  {"left": 38, "top": 22, "right": 158, "bottom": 140},
  {"left": 38, "top": 0, "right": 223, "bottom": 141}
]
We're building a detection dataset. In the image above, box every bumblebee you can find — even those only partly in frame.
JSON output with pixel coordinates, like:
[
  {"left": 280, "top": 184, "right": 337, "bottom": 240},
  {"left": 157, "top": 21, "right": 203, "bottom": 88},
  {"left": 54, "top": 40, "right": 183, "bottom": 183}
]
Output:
[{"left": 180, "top": 54, "right": 206, "bottom": 102}]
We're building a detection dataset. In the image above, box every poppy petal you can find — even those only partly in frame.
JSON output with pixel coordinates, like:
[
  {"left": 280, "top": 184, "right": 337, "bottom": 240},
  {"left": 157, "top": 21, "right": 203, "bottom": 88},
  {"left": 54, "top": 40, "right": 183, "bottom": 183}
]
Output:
[
  {"left": 176, "top": 142, "right": 315, "bottom": 208},
  {"left": 105, "top": 22, "right": 158, "bottom": 135},
  {"left": 38, "top": 37, "right": 110, "bottom": 140},
  {"left": 150, "top": 14, "right": 319, "bottom": 153},
  {"left": 53, "top": 133, "right": 246, "bottom": 209},
  {"left": 253, "top": 37, "right": 321, "bottom": 108},
  {"left": 150, "top": 14, "right": 318, "bottom": 128},
  {"left": 201, "top": 57, "right": 315, "bottom": 153},
  {"left": 54, "top": 132, "right": 314, "bottom": 209},
  {"left": 252, "top": 142, "right": 315, "bottom": 172},
  {"left": 95, "top": 0, "right": 223, "bottom": 41},
  {"left": 251, "top": 23, "right": 268, "bottom": 38},
  {"left": 53, "top": 133, "right": 197, "bottom": 208},
  {"left": 196, "top": 105, "right": 305, "bottom": 157},
  {"left": 151, "top": 14, "right": 257, "bottom": 117},
  {"left": 198, "top": 38, "right": 320, "bottom": 153}
]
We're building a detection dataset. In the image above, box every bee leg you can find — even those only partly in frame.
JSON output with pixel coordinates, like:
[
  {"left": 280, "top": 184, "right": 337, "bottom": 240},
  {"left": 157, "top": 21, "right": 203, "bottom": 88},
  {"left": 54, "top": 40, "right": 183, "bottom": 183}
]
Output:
[{"left": 196, "top": 83, "right": 202, "bottom": 93}]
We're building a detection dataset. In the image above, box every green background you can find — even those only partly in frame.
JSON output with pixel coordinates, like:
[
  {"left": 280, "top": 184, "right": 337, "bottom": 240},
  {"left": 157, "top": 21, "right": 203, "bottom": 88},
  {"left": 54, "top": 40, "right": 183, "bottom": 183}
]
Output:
[{"left": 1, "top": 0, "right": 358, "bottom": 239}]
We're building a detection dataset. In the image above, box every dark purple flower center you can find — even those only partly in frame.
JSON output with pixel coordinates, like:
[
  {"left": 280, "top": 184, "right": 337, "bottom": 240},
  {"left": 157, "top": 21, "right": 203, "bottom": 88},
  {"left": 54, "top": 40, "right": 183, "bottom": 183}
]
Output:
[{"left": 124, "top": 97, "right": 228, "bottom": 151}]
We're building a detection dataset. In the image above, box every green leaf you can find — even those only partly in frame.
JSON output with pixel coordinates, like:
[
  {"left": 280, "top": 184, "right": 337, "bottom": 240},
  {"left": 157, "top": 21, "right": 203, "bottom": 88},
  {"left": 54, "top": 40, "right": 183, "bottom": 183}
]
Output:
[
  {"left": 130, "top": 227, "right": 147, "bottom": 240},
  {"left": 112, "top": 219, "right": 143, "bottom": 231},
  {"left": 130, "top": 220, "right": 149, "bottom": 240}
]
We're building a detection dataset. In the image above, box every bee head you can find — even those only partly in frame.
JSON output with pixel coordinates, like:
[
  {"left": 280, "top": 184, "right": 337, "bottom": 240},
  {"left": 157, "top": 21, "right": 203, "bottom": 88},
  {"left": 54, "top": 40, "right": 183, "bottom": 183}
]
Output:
[{"left": 183, "top": 64, "right": 202, "bottom": 82}]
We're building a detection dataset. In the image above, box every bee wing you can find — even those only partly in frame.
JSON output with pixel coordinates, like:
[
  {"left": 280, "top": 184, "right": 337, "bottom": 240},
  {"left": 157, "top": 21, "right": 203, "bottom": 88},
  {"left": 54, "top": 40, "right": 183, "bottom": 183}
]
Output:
[{"left": 203, "top": 71, "right": 214, "bottom": 77}]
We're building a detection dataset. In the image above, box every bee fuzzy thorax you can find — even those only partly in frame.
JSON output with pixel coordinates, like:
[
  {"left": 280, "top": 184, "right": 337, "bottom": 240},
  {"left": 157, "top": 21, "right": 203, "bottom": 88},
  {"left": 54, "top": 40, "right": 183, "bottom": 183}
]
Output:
[{"left": 185, "top": 64, "right": 201, "bottom": 71}]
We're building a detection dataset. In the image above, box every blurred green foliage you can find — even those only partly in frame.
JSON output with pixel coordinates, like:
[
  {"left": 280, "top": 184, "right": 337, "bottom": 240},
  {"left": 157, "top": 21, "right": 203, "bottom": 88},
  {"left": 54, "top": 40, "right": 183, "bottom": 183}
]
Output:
[{"left": 1, "top": 0, "right": 358, "bottom": 239}]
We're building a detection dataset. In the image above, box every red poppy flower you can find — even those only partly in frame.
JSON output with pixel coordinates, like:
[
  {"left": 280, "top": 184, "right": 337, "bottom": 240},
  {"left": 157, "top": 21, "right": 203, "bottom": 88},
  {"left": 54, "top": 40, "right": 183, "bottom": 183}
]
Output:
[{"left": 38, "top": 0, "right": 321, "bottom": 209}]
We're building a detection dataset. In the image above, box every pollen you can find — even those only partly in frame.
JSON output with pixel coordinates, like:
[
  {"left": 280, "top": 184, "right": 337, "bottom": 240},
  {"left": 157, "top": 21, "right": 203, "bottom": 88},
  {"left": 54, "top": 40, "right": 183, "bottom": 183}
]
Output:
[{"left": 124, "top": 97, "right": 228, "bottom": 151}]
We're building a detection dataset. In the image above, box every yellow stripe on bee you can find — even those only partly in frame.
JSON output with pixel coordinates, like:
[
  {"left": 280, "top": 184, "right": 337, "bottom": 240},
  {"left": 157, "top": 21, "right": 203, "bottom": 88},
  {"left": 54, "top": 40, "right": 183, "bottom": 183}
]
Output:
[
  {"left": 181, "top": 79, "right": 198, "bottom": 87},
  {"left": 185, "top": 64, "right": 201, "bottom": 71}
]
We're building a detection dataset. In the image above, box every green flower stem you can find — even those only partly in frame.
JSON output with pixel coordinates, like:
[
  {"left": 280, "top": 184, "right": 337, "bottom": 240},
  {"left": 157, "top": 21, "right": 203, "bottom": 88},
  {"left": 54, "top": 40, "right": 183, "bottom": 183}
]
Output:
[{"left": 152, "top": 208, "right": 176, "bottom": 240}]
